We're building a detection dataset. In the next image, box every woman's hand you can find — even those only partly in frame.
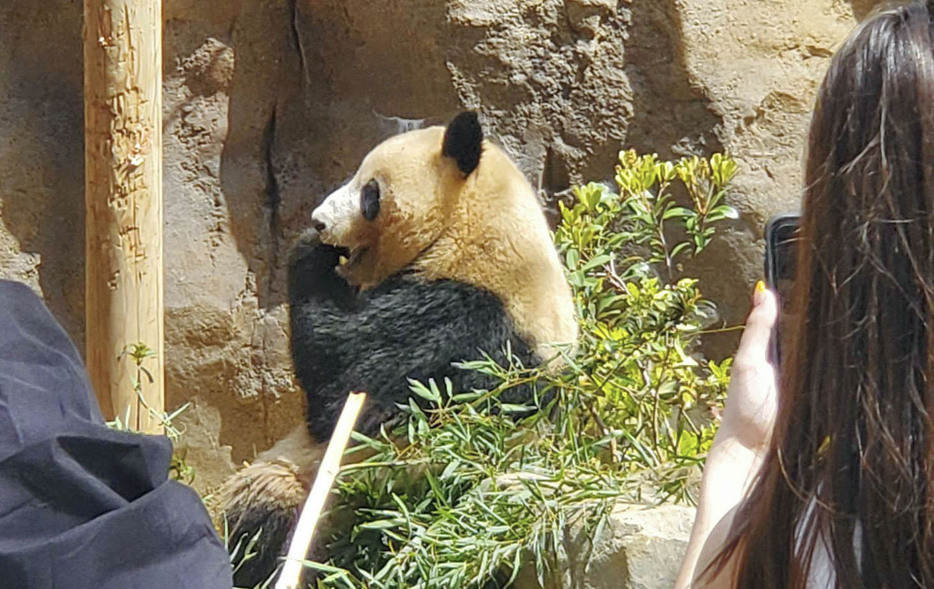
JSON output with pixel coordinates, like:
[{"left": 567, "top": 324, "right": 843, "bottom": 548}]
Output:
[
  {"left": 717, "top": 282, "right": 779, "bottom": 452},
  {"left": 675, "top": 282, "right": 780, "bottom": 589}
]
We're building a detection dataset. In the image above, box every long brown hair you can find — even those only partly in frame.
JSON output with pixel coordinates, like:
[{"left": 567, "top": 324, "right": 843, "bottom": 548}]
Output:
[{"left": 711, "top": 2, "right": 934, "bottom": 587}]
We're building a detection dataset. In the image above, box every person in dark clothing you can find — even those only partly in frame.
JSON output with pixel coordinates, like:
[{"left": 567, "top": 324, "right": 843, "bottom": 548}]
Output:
[{"left": 0, "top": 279, "right": 232, "bottom": 589}]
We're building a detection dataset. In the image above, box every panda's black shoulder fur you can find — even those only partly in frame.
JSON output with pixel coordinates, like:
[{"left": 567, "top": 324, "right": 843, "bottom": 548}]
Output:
[{"left": 287, "top": 230, "right": 538, "bottom": 442}]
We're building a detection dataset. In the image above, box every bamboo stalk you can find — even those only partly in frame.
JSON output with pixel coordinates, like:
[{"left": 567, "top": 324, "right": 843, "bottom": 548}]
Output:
[
  {"left": 83, "top": 0, "right": 164, "bottom": 433},
  {"left": 275, "top": 392, "right": 367, "bottom": 589}
]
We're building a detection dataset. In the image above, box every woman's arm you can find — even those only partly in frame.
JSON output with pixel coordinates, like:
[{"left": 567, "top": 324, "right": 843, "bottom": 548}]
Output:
[{"left": 675, "top": 283, "right": 779, "bottom": 588}]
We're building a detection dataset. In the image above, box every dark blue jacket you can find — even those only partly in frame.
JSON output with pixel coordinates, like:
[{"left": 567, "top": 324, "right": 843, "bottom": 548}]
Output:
[{"left": 0, "top": 280, "right": 232, "bottom": 588}]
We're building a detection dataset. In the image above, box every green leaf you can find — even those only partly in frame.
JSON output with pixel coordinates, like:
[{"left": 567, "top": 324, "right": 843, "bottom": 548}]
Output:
[
  {"left": 500, "top": 404, "right": 536, "bottom": 414},
  {"left": 451, "top": 390, "right": 484, "bottom": 403},
  {"left": 662, "top": 207, "right": 693, "bottom": 220},
  {"left": 709, "top": 204, "right": 739, "bottom": 220},
  {"left": 580, "top": 254, "right": 613, "bottom": 273},
  {"left": 670, "top": 241, "right": 693, "bottom": 260},
  {"left": 358, "top": 518, "right": 404, "bottom": 531},
  {"left": 410, "top": 379, "right": 441, "bottom": 404}
]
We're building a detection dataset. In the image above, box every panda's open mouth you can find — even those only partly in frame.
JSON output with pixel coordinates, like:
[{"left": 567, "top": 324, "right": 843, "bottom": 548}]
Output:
[
  {"left": 338, "top": 246, "right": 368, "bottom": 268},
  {"left": 333, "top": 246, "right": 351, "bottom": 264}
]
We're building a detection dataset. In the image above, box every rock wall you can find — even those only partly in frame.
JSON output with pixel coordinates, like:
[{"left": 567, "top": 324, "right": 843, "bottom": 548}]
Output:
[{"left": 0, "top": 0, "right": 881, "bottom": 492}]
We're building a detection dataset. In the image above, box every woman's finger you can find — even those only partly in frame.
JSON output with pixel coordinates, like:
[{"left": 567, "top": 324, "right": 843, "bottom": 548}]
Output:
[{"left": 734, "top": 283, "right": 779, "bottom": 368}]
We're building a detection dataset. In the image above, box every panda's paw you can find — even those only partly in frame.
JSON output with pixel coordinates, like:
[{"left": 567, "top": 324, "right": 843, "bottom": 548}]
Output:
[
  {"left": 293, "top": 226, "right": 323, "bottom": 249},
  {"left": 290, "top": 228, "right": 347, "bottom": 271},
  {"left": 288, "top": 229, "right": 353, "bottom": 301},
  {"left": 218, "top": 459, "right": 307, "bottom": 588}
]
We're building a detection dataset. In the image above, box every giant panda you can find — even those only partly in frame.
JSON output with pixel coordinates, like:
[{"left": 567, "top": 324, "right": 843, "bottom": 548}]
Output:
[{"left": 218, "top": 112, "right": 578, "bottom": 586}]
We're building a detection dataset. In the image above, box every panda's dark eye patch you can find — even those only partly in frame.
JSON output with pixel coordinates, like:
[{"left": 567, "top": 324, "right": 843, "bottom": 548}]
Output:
[{"left": 360, "top": 179, "right": 381, "bottom": 221}]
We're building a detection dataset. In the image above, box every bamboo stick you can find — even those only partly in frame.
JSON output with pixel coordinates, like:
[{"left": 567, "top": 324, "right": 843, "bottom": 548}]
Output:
[
  {"left": 83, "top": 0, "right": 164, "bottom": 433},
  {"left": 275, "top": 392, "right": 367, "bottom": 589}
]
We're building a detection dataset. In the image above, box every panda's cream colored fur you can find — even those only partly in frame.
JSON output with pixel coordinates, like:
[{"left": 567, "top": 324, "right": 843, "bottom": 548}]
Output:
[
  {"left": 216, "top": 427, "right": 322, "bottom": 525},
  {"left": 313, "top": 125, "right": 578, "bottom": 363}
]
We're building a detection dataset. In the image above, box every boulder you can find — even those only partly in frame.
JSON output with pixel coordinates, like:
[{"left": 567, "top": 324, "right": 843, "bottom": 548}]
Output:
[{"left": 515, "top": 503, "right": 696, "bottom": 589}]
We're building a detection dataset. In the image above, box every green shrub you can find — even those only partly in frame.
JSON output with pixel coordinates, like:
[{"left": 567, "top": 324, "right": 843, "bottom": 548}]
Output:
[
  {"left": 300, "top": 150, "right": 739, "bottom": 589},
  {"left": 108, "top": 341, "right": 195, "bottom": 485}
]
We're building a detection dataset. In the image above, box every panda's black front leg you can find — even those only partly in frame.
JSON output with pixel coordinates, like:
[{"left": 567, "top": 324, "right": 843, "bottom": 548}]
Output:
[
  {"left": 287, "top": 229, "right": 361, "bottom": 432},
  {"left": 287, "top": 228, "right": 355, "bottom": 305}
]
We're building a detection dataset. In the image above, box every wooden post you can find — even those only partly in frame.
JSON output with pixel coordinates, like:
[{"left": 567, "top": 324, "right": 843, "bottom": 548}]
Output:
[{"left": 83, "top": 0, "right": 164, "bottom": 433}]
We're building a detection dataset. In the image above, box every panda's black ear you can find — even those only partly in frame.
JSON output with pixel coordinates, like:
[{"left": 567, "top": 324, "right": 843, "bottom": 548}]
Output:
[{"left": 442, "top": 111, "right": 483, "bottom": 177}]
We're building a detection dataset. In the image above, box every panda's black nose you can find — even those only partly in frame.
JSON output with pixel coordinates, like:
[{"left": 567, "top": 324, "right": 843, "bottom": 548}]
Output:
[{"left": 313, "top": 220, "right": 326, "bottom": 232}]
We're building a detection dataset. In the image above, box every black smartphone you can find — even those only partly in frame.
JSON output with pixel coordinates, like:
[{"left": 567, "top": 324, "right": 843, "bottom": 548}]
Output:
[{"left": 764, "top": 214, "right": 801, "bottom": 368}]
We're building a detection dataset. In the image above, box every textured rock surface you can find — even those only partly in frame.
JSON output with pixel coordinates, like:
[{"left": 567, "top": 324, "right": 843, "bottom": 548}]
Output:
[
  {"left": 514, "top": 503, "right": 696, "bottom": 589},
  {"left": 0, "top": 1, "right": 85, "bottom": 348},
  {"left": 674, "top": 0, "right": 867, "bottom": 354},
  {"left": 0, "top": 0, "right": 884, "bottom": 495}
]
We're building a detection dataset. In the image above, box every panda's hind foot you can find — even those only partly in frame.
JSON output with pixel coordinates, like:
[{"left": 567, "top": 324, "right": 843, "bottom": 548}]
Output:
[{"left": 218, "top": 458, "right": 307, "bottom": 588}]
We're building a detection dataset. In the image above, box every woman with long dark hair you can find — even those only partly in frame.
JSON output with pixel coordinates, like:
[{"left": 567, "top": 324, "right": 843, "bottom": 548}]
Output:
[{"left": 677, "top": 2, "right": 934, "bottom": 586}]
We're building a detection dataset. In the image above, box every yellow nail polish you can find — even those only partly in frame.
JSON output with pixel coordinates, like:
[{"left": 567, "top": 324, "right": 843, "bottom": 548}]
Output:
[{"left": 753, "top": 280, "right": 767, "bottom": 305}]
